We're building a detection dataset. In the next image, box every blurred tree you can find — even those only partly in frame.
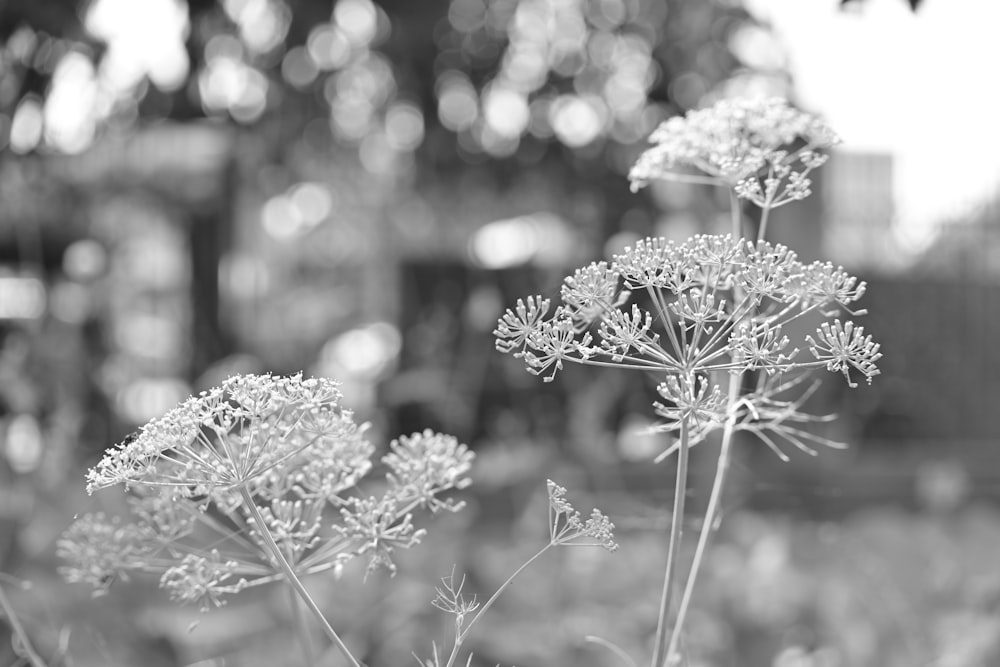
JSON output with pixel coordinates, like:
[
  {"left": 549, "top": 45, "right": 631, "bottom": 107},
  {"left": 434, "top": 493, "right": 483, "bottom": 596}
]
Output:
[
  {"left": 0, "top": 0, "right": 779, "bottom": 426},
  {"left": 0, "top": 0, "right": 770, "bottom": 181},
  {"left": 841, "top": 0, "right": 922, "bottom": 9}
]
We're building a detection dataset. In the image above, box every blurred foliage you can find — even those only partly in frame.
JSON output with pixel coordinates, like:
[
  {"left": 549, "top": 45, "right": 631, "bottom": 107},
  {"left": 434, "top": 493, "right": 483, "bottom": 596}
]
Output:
[
  {"left": 0, "top": 0, "right": 770, "bottom": 165},
  {"left": 841, "top": 0, "right": 922, "bottom": 10},
  {"left": 6, "top": 487, "right": 1000, "bottom": 666}
]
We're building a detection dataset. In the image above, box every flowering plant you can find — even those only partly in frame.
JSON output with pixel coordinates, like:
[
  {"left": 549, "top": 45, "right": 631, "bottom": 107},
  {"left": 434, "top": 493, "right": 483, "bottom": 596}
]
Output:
[
  {"left": 59, "top": 374, "right": 477, "bottom": 667},
  {"left": 52, "top": 97, "right": 879, "bottom": 667},
  {"left": 58, "top": 373, "right": 616, "bottom": 667},
  {"left": 495, "top": 97, "right": 881, "bottom": 666}
]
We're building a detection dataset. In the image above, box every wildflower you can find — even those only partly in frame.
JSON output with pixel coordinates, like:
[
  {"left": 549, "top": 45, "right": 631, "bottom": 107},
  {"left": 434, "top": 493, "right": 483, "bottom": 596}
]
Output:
[
  {"left": 495, "top": 233, "right": 878, "bottom": 384},
  {"left": 686, "top": 234, "right": 744, "bottom": 289},
  {"left": 334, "top": 495, "right": 427, "bottom": 577},
  {"left": 612, "top": 237, "right": 692, "bottom": 292},
  {"left": 668, "top": 292, "right": 727, "bottom": 328},
  {"left": 653, "top": 375, "right": 727, "bottom": 429},
  {"left": 493, "top": 296, "right": 551, "bottom": 357},
  {"left": 160, "top": 551, "right": 245, "bottom": 611},
  {"left": 560, "top": 261, "right": 624, "bottom": 330},
  {"left": 629, "top": 98, "right": 840, "bottom": 191},
  {"left": 523, "top": 317, "right": 594, "bottom": 382},
  {"left": 383, "top": 430, "right": 475, "bottom": 512},
  {"left": 255, "top": 499, "right": 324, "bottom": 553},
  {"left": 797, "top": 261, "right": 868, "bottom": 314},
  {"left": 85, "top": 373, "right": 354, "bottom": 496},
  {"left": 729, "top": 321, "right": 797, "bottom": 374},
  {"left": 63, "top": 374, "right": 475, "bottom": 612},
  {"left": 56, "top": 513, "right": 152, "bottom": 595},
  {"left": 547, "top": 480, "right": 618, "bottom": 552},
  {"left": 739, "top": 239, "right": 800, "bottom": 301},
  {"left": 598, "top": 304, "right": 658, "bottom": 362},
  {"left": 806, "top": 319, "right": 883, "bottom": 387}
]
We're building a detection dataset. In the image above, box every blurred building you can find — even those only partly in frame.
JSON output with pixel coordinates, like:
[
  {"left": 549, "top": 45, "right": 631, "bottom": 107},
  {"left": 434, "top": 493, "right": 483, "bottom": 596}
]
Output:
[{"left": 821, "top": 151, "right": 896, "bottom": 271}]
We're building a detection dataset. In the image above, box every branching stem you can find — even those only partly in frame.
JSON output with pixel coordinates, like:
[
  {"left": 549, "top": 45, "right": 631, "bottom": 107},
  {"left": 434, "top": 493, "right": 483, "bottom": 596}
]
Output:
[
  {"left": 239, "top": 487, "right": 362, "bottom": 667},
  {"left": 650, "top": 413, "right": 691, "bottom": 667},
  {"left": 444, "top": 544, "right": 553, "bottom": 667},
  {"left": 664, "top": 371, "right": 741, "bottom": 661}
]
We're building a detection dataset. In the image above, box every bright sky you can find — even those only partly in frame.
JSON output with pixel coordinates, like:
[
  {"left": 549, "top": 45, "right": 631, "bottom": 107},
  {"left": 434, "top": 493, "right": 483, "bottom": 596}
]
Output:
[{"left": 747, "top": 0, "right": 1000, "bottom": 234}]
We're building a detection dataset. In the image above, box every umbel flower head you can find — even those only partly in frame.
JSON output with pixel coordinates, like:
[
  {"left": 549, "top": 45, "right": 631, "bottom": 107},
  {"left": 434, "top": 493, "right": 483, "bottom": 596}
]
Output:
[
  {"left": 629, "top": 97, "right": 840, "bottom": 206},
  {"left": 86, "top": 373, "right": 365, "bottom": 497},
  {"left": 495, "top": 235, "right": 882, "bottom": 460},
  {"left": 61, "top": 374, "right": 475, "bottom": 609}
]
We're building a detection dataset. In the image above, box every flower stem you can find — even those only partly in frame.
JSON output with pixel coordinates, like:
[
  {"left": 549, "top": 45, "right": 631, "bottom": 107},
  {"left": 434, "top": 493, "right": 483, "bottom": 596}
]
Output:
[
  {"left": 459, "top": 544, "right": 551, "bottom": 643},
  {"left": 650, "top": 414, "right": 690, "bottom": 667},
  {"left": 0, "top": 582, "right": 47, "bottom": 667},
  {"left": 664, "top": 373, "right": 742, "bottom": 661},
  {"left": 730, "top": 189, "right": 742, "bottom": 238},
  {"left": 444, "top": 544, "right": 553, "bottom": 667},
  {"left": 758, "top": 205, "right": 772, "bottom": 241},
  {"left": 239, "top": 487, "right": 362, "bottom": 667},
  {"left": 289, "top": 586, "right": 315, "bottom": 667}
]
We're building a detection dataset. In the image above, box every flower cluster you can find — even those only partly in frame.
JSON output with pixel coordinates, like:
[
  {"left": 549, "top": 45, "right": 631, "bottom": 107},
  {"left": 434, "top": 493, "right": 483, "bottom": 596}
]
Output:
[
  {"left": 547, "top": 480, "right": 618, "bottom": 552},
  {"left": 60, "top": 374, "right": 474, "bottom": 608},
  {"left": 494, "top": 235, "right": 881, "bottom": 459},
  {"left": 628, "top": 98, "right": 839, "bottom": 207}
]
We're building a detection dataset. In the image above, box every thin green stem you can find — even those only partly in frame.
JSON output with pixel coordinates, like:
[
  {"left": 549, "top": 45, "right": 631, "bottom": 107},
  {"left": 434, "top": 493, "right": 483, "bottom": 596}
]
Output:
[
  {"left": 586, "top": 635, "right": 639, "bottom": 667},
  {"left": 664, "top": 372, "right": 743, "bottom": 663},
  {"left": 653, "top": 172, "right": 724, "bottom": 186},
  {"left": 758, "top": 205, "right": 772, "bottom": 242},
  {"left": 238, "top": 487, "right": 362, "bottom": 667},
  {"left": 650, "top": 413, "right": 691, "bottom": 667},
  {"left": 646, "top": 286, "right": 685, "bottom": 362},
  {"left": 729, "top": 189, "right": 742, "bottom": 238},
  {"left": 0, "top": 581, "right": 47, "bottom": 667},
  {"left": 458, "top": 544, "right": 551, "bottom": 643},
  {"left": 289, "top": 586, "right": 315, "bottom": 667},
  {"left": 443, "top": 544, "right": 553, "bottom": 667}
]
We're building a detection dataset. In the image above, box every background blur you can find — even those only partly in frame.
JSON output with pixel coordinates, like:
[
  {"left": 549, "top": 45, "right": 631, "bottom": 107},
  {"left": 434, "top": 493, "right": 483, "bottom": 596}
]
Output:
[{"left": 0, "top": 0, "right": 998, "bottom": 665}]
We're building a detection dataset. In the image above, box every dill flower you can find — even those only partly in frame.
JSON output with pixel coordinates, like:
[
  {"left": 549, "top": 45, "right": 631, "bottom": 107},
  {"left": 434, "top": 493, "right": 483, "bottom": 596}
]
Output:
[
  {"left": 57, "top": 513, "right": 153, "bottom": 594},
  {"left": 495, "top": 234, "right": 881, "bottom": 459},
  {"left": 160, "top": 552, "right": 245, "bottom": 611},
  {"left": 86, "top": 373, "right": 360, "bottom": 496},
  {"left": 628, "top": 98, "right": 839, "bottom": 199},
  {"left": 61, "top": 374, "right": 475, "bottom": 610},
  {"left": 547, "top": 480, "right": 618, "bottom": 552},
  {"left": 493, "top": 295, "right": 551, "bottom": 357},
  {"left": 806, "top": 319, "right": 883, "bottom": 387},
  {"left": 383, "top": 430, "right": 475, "bottom": 512}
]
